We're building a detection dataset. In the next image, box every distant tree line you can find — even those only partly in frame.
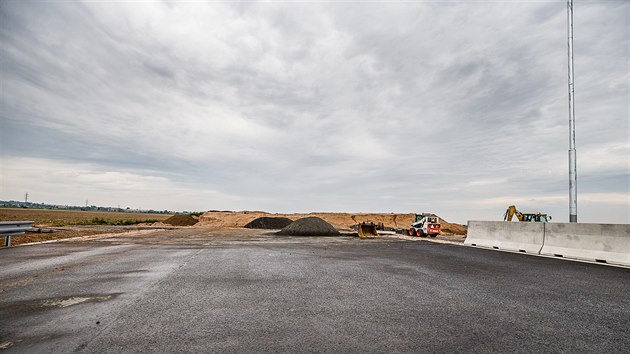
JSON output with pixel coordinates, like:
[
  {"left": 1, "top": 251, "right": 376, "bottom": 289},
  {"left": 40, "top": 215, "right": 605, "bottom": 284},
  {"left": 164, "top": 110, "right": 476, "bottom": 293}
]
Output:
[{"left": 0, "top": 200, "right": 177, "bottom": 214}]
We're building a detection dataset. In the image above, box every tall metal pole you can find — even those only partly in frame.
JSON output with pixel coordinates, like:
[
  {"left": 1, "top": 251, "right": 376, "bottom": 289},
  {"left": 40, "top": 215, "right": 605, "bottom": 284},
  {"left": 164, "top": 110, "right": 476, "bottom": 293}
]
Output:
[{"left": 567, "top": 0, "right": 578, "bottom": 222}]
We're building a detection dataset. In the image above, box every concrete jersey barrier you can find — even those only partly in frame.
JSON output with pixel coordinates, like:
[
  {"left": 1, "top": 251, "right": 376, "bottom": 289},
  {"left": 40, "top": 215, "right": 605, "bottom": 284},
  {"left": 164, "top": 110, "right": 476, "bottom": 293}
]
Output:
[
  {"left": 541, "top": 223, "right": 630, "bottom": 267},
  {"left": 465, "top": 221, "right": 545, "bottom": 254}
]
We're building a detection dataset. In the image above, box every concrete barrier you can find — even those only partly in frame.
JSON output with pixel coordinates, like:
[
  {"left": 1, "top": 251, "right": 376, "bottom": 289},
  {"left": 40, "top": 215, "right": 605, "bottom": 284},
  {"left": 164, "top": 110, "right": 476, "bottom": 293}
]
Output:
[
  {"left": 541, "top": 223, "right": 630, "bottom": 266},
  {"left": 464, "top": 221, "right": 544, "bottom": 254}
]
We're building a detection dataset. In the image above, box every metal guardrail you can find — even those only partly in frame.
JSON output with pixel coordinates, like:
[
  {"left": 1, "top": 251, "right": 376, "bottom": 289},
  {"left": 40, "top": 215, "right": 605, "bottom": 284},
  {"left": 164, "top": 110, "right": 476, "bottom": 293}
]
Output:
[{"left": 1, "top": 221, "right": 34, "bottom": 247}]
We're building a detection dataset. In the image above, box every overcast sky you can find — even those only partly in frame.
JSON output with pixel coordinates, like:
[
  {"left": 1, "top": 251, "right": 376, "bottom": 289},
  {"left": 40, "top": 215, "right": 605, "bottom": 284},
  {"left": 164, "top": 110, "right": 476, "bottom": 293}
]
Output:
[{"left": 1, "top": 0, "right": 628, "bottom": 224}]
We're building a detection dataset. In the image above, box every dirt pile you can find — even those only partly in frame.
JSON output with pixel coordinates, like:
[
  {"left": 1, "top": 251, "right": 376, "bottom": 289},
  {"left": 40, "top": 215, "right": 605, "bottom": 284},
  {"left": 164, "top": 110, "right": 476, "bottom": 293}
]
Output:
[
  {"left": 197, "top": 211, "right": 276, "bottom": 228},
  {"left": 162, "top": 214, "right": 198, "bottom": 226},
  {"left": 441, "top": 223, "right": 467, "bottom": 235},
  {"left": 244, "top": 217, "right": 293, "bottom": 229},
  {"left": 277, "top": 217, "right": 340, "bottom": 236},
  {"left": 199, "top": 211, "right": 466, "bottom": 235}
]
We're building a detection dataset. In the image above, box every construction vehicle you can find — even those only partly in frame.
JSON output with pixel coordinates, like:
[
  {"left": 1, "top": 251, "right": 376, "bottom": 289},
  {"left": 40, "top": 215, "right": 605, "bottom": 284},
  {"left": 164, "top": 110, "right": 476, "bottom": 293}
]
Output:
[
  {"left": 358, "top": 222, "right": 379, "bottom": 238},
  {"left": 408, "top": 213, "right": 441, "bottom": 237},
  {"left": 504, "top": 205, "right": 552, "bottom": 222}
]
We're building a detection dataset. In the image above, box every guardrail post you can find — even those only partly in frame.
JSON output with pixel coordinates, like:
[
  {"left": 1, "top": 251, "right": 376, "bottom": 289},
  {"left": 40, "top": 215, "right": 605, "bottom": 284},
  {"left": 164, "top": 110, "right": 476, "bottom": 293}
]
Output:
[{"left": 0, "top": 221, "right": 35, "bottom": 247}]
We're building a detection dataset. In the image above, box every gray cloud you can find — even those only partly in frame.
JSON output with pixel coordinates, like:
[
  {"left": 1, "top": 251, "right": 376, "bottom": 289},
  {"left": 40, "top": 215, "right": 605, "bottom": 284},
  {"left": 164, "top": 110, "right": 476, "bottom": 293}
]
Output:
[{"left": 1, "top": 0, "right": 628, "bottom": 223}]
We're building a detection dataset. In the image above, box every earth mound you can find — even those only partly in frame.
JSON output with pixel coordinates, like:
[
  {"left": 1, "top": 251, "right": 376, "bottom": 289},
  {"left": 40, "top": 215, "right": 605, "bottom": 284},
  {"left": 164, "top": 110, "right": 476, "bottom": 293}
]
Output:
[
  {"left": 244, "top": 217, "right": 294, "bottom": 229},
  {"left": 163, "top": 214, "right": 198, "bottom": 226},
  {"left": 277, "top": 217, "right": 340, "bottom": 236}
]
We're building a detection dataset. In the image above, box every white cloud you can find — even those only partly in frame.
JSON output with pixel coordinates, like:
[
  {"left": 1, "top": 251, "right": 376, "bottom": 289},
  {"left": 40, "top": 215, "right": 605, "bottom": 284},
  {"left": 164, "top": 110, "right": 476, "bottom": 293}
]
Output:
[
  {"left": 0, "top": 1, "right": 627, "bottom": 224},
  {"left": 0, "top": 157, "right": 240, "bottom": 211}
]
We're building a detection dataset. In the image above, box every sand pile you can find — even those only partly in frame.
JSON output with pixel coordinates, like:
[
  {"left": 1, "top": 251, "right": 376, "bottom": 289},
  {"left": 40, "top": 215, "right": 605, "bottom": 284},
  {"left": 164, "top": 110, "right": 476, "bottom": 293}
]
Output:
[
  {"left": 244, "top": 217, "right": 293, "bottom": 230},
  {"left": 198, "top": 211, "right": 467, "bottom": 235},
  {"left": 442, "top": 223, "right": 467, "bottom": 235},
  {"left": 163, "top": 214, "right": 198, "bottom": 226},
  {"left": 277, "top": 217, "right": 340, "bottom": 236}
]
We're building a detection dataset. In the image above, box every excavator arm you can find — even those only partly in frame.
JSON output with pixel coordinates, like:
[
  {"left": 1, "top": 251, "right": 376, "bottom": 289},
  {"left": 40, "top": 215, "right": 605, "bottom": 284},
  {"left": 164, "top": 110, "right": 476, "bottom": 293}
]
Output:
[{"left": 504, "top": 205, "right": 523, "bottom": 221}]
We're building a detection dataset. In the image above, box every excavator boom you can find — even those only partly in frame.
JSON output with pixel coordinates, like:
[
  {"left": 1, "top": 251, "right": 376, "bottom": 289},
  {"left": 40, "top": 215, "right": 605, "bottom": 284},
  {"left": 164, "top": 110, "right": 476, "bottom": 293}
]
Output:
[{"left": 504, "top": 205, "right": 523, "bottom": 221}]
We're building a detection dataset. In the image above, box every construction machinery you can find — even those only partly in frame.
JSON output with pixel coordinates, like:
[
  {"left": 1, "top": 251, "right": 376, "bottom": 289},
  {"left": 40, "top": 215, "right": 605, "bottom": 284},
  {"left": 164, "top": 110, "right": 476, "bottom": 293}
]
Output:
[
  {"left": 358, "top": 222, "right": 379, "bottom": 238},
  {"left": 408, "top": 213, "right": 441, "bottom": 237},
  {"left": 504, "top": 205, "right": 552, "bottom": 222}
]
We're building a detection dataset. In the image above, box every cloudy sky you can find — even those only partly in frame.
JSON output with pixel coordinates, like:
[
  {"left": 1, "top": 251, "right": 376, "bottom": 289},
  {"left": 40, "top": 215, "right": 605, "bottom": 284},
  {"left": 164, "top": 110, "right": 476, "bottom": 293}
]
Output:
[{"left": 1, "top": 0, "right": 628, "bottom": 224}]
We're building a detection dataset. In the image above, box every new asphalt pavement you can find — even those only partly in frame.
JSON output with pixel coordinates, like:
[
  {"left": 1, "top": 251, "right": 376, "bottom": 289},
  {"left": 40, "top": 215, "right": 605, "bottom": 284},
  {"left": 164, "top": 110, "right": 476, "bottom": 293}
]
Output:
[{"left": 1, "top": 229, "right": 628, "bottom": 353}]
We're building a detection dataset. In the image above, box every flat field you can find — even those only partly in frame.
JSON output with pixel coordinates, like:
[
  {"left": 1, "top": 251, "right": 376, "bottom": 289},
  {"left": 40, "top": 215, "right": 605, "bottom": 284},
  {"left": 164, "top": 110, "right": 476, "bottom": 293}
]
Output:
[
  {"left": 0, "top": 208, "right": 172, "bottom": 227},
  {"left": 0, "top": 208, "right": 174, "bottom": 245}
]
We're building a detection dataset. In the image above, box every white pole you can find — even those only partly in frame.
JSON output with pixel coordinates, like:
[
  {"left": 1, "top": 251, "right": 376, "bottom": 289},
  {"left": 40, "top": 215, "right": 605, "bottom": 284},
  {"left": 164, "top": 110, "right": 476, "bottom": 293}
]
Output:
[{"left": 568, "top": 0, "right": 578, "bottom": 222}]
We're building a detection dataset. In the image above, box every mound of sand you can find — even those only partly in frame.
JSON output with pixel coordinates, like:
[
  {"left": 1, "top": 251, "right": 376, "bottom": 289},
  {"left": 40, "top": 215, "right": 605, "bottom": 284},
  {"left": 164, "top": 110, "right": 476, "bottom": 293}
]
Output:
[
  {"left": 277, "top": 217, "right": 340, "bottom": 236},
  {"left": 244, "top": 217, "right": 293, "bottom": 230},
  {"left": 163, "top": 214, "right": 198, "bottom": 226},
  {"left": 199, "top": 211, "right": 467, "bottom": 235}
]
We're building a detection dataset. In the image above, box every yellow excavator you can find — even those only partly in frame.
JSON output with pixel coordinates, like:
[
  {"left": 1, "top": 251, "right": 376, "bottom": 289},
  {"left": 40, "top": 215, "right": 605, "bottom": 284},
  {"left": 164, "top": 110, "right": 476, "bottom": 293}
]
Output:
[{"left": 504, "top": 205, "right": 551, "bottom": 222}]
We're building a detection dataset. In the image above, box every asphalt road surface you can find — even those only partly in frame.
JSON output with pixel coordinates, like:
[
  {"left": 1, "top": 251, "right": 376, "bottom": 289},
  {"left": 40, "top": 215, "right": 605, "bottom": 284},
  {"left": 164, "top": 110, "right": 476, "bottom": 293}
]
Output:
[{"left": 1, "top": 229, "right": 628, "bottom": 353}]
